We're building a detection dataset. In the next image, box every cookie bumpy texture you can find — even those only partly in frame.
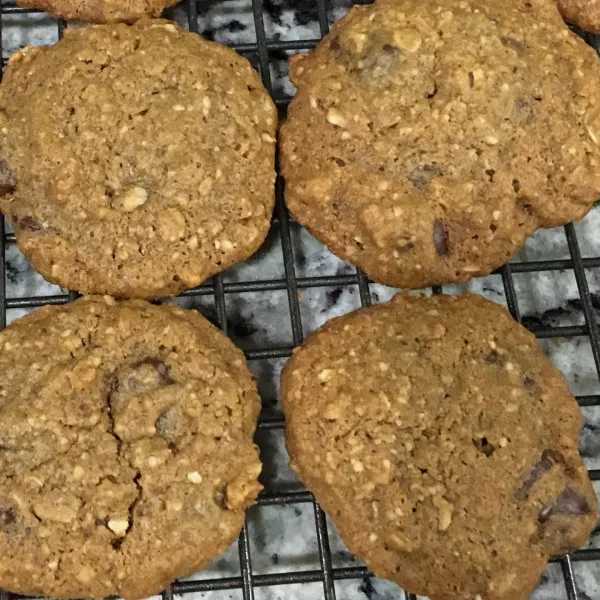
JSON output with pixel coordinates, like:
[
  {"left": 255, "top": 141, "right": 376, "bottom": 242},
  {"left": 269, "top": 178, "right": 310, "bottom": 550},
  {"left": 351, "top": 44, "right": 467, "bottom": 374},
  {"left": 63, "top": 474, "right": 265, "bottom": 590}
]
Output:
[
  {"left": 0, "top": 297, "right": 262, "bottom": 600},
  {"left": 0, "top": 20, "right": 276, "bottom": 298},
  {"left": 16, "top": 0, "right": 179, "bottom": 23},
  {"left": 280, "top": 0, "right": 600, "bottom": 289},
  {"left": 281, "top": 294, "right": 598, "bottom": 600},
  {"left": 557, "top": 0, "right": 600, "bottom": 33}
]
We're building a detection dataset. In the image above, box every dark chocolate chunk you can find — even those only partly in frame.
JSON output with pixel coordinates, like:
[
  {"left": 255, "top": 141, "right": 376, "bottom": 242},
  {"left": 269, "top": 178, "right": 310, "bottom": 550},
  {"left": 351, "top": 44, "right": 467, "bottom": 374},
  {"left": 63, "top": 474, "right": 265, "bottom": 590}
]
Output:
[
  {"left": 539, "top": 489, "right": 591, "bottom": 524},
  {"left": 432, "top": 219, "right": 449, "bottom": 257},
  {"left": 524, "top": 376, "right": 536, "bottom": 389},
  {"left": 512, "top": 178, "right": 521, "bottom": 193},
  {"left": 408, "top": 163, "right": 443, "bottom": 188},
  {"left": 515, "top": 449, "right": 561, "bottom": 501},
  {"left": 0, "top": 159, "right": 16, "bottom": 195}
]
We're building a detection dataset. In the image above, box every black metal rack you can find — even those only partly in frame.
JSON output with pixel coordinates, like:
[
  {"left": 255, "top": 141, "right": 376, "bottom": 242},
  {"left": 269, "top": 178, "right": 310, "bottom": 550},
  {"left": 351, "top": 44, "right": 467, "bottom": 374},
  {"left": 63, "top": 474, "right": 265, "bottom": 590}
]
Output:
[{"left": 0, "top": 1, "right": 598, "bottom": 599}]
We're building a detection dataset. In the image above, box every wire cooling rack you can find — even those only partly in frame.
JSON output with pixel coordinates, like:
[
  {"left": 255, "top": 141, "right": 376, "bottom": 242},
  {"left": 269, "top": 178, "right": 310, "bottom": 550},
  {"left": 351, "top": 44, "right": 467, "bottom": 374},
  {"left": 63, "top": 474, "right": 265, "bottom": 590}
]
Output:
[{"left": 0, "top": 1, "right": 599, "bottom": 599}]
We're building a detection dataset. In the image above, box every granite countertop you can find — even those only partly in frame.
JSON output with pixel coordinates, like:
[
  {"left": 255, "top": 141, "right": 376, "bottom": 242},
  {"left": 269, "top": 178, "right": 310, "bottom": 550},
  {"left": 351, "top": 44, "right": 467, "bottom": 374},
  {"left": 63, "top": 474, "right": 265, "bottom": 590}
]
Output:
[{"left": 1, "top": 1, "right": 600, "bottom": 599}]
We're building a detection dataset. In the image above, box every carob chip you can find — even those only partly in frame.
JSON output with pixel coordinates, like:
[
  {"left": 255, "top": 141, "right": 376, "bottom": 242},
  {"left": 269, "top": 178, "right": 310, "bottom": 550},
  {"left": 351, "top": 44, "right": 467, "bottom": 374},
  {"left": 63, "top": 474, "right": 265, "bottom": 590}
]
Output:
[
  {"left": 538, "top": 489, "right": 591, "bottom": 524},
  {"left": 432, "top": 219, "right": 449, "bottom": 257}
]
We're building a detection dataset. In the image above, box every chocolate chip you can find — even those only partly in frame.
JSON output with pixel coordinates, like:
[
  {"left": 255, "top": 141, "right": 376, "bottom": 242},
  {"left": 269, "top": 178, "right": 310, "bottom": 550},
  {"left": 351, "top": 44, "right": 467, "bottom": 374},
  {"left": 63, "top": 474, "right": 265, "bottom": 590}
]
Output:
[
  {"left": 512, "top": 178, "right": 521, "bottom": 193},
  {"left": 18, "top": 216, "right": 42, "bottom": 232},
  {"left": 515, "top": 449, "right": 562, "bottom": 501},
  {"left": 473, "top": 437, "right": 495, "bottom": 457},
  {"left": 432, "top": 219, "right": 449, "bottom": 257},
  {"left": 214, "top": 485, "right": 229, "bottom": 510},
  {"left": 539, "top": 489, "right": 591, "bottom": 524},
  {"left": 335, "top": 157, "right": 346, "bottom": 167},
  {"left": 382, "top": 43, "right": 398, "bottom": 55},
  {"left": 524, "top": 376, "right": 536, "bottom": 389},
  {"left": 512, "top": 98, "right": 534, "bottom": 125},
  {"left": 501, "top": 36, "right": 524, "bottom": 53},
  {"left": 0, "top": 504, "right": 16, "bottom": 532},
  {"left": 329, "top": 36, "right": 340, "bottom": 52},
  {"left": 484, "top": 349, "right": 502, "bottom": 363},
  {"left": 111, "top": 537, "right": 124, "bottom": 550},
  {"left": 468, "top": 71, "right": 475, "bottom": 88},
  {"left": 516, "top": 197, "right": 534, "bottom": 216},
  {"left": 0, "top": 159, "right": 16, "bottom": 196}
]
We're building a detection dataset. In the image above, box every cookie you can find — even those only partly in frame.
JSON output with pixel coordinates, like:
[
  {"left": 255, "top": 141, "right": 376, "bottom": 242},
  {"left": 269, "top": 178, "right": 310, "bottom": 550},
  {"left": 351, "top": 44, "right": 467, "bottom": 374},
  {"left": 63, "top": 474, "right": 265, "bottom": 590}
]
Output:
[
  {"left": 0, "top": 20, "right": 276, "bottom": 299},
  {"left": 16, "top": 0, "right": 179, "bottom": 24},
  {"left": 0, "top": 296, "right": 262, "bottom": 600},
  {"left": 281, "top": 293, "right": 598, "bottom": 600},
  {"left": 280, "top": 0, "right": 600, "bottom": 289},
  {"left": 557, "top": 0, "right": 600, "bottom": 33}
]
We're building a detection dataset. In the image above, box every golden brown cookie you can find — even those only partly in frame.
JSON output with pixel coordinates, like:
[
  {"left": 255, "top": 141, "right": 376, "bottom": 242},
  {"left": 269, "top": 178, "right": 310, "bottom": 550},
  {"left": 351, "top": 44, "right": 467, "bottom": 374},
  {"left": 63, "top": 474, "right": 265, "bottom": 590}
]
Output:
[
  {"left": 557, "top": 0, "right": 600, "bottom": 33},
  {"left": 0, "top": 20, "right": 276, "bottom": 299},
  {"left": 280, "top": 0, "right": 600, "bottom": 289},
  {"left": 0, "top": 296, "right": 262, "bottom": 600},
  {"left": 16, "top": 0, "right": 179, "bottom": 24},
  {"left": 281, "top": 293, "right": 598, "bottom": 600}
]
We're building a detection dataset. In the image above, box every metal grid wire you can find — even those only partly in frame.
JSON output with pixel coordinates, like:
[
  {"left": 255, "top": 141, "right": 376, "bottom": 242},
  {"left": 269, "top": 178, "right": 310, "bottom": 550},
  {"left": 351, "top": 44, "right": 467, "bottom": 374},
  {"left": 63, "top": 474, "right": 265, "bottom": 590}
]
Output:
[{"left": 0, "top": 0, "right": 599, "bottom": 599}]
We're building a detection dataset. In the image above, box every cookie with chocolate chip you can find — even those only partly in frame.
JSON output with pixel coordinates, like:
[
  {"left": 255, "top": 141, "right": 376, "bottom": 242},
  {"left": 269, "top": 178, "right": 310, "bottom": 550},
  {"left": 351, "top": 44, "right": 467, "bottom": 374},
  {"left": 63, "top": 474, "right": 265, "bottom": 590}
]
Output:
[
  {"left": 557, "top": 0, "right": 600, "bottom": 32},
  {"left": 16, "top": 0, "right": 178, "bottom": 23},
  {"left": 281, "top": 293, "right": 597, "bottom": 600},
  {"left": 0, "top": 19, "right": 276, "bottom": 298},
  {"left": 0, "top": 296, "right": 262, "bottom": 600},
  {"left": 280, "top": 0, "right": 600, "bottom": 289}
]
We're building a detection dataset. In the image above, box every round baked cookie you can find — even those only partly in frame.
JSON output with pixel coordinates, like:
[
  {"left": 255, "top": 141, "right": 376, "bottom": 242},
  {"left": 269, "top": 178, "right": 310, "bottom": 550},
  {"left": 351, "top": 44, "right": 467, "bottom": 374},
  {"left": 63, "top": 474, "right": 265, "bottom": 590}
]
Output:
[
  {"left": 281, "top": 294, "right": 598, "bottom": 600},
  {"left": 557, "top": 0, "right": 600, "bottom": 33},
  {"left": 16, "top": 0, "right": 179, "bottom": 23},
  {"left": 0, "top": 20, "right": 276, "bottom": 299},
  {"left": 280, "top": 0, "right": 600, "bottom": 289},
  {"left": 0, "top": 296, "right": 262, "bottom": 600}
]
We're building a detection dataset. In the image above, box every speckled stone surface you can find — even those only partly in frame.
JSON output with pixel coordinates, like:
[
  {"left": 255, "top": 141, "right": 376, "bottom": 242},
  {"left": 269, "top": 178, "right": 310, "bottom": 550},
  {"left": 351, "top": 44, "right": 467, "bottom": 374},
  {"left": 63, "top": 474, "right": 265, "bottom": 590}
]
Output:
[{"left": 1, "top": 1, "right": 599, "bottom": 600}]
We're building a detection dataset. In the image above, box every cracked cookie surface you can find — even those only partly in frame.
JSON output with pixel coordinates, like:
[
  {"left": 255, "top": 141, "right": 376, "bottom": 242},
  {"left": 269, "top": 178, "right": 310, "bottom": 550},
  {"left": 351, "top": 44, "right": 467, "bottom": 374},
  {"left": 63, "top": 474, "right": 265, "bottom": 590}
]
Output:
[
  {"left": 0, "top": 296, "right": 262, "bottom": 600},
  {"left": 281, "top": 294, "right": 598, "bottom": 600},
  {"left": 280, "top": 0, "right": 600, "bottom": 289},
  {"left": 16, "top": 0, "right": 179, "bottom": 23},
  {"left": 557, "top": 0, "right": 600, "bottom": 32},
  {"left": 0, "top": 19, "right": 276, "bottom": 299}
]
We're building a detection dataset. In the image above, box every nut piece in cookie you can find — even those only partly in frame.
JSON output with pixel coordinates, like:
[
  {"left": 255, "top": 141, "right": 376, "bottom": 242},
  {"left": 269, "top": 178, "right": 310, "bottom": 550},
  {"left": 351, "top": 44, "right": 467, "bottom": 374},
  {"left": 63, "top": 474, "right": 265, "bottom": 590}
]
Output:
[
  {"left": 281, "top": 293, "right": 597, "bottom": 600},
  {"left": 280, "top": 0, "right": 600, "bottom": 288}
]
